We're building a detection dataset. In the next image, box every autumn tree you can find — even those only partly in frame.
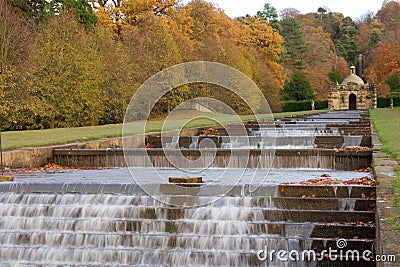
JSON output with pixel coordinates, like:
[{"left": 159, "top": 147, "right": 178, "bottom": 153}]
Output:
[
  {"left": 302, "top": 25, "right": 337, "bottom": 98},
  {"left": 365, "top": 39, "right": 400, "bottom": 96},
  {"left": 94, "top": 26, "right": 138, "bottom": 124},
  {"left": 355, "top": 11, "right": 375, "bottom": 25},
  {"left": 355, "top": 21, "right": 384, "bottom": 59},
  {"left": 376, "top": 0, "right": 400, "bottom": 31},
  {"left": 362, "top": 1, "right": 400, "bottom": 96},
  {"left": 139, "top": 17, "right": 186, "bottom": 113},
  {"left": 0, "top": 0, "right": 32, "bottom": 72},
  {"left": 226, "top": 16, "right": 284, "bottom": 111},
  {"left": 289, "top": 10, "right": 350, "bottom": 98},
  {"left": 298, "top": 11, "right": 344, "bottom": 41},
  {"left": 25, "top": 9, "right": 105, "bottom": 128},
  {"left": 121, "top": 0, "right": 177, "bottom": 26},
  {"left": 182, "top": 0, "right": 225, "bottom": 105},
  {"left": 280, "top": 8, "right": 300, "bottom": 20},
  {"left": 186, "top": 0, "right": 223, "bottom": 61},
  {"left": 0, "top": 0, "right": 34, "bottom": 130},
  {"left": 0, "top": 0, "right": 296, "bottom": 129},
  {"left": 100, "top": 0, "right": 188, "bottom": 114}
]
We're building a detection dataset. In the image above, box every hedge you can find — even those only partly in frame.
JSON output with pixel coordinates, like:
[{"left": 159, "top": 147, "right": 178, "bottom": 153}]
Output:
[
  {"left": 377, "top": 96, "right": 400, "bottom": 108},
  {"left": 283, "top": 97, "right": 400, "bottom": 111},
  {"left": 282, "top": 100, "right": 328, "bottom": 112}
]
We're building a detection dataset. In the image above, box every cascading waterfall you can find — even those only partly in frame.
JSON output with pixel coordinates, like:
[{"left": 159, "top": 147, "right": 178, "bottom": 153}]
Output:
[
  {"left": 0, "top": 111, "right": 374, "bottom": 266},
  {"left": 0, "top": 190, "right": 318, "bottom": 266},
  {"left": 343, "top": 135, "right": 363, "bottom": 147}
]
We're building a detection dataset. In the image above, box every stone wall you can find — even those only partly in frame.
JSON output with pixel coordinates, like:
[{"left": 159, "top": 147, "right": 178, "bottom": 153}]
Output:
[{"left": 1, "top": 127, "right": 204, "bottom": 169}]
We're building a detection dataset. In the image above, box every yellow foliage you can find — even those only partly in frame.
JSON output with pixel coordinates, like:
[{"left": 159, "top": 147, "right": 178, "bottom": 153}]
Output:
[
  {"left": 369, "top": 21, "right": 385, "bottom": 31},
  {"left": 121, "top": 0, "right": 177, "bottom": 25},
  {"left": 95, "top": 6, "right": 120, "bottom": 37}
]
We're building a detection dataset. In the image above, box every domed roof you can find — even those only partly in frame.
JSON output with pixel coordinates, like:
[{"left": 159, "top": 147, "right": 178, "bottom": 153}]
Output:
[
  {"left": 342, "top": 74, "right": 365, "bottom": 85},
  {"left": 341, "top": 66, "right": 364, "bottom": 85}
]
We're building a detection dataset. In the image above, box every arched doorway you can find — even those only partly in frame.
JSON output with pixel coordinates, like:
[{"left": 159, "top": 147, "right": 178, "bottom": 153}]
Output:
[{"left": 349, "top": 93, "right": 357, "bottom": 110}]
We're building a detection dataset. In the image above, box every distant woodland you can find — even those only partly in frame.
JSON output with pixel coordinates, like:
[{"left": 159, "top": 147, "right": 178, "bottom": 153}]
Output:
[{"left": 1, "top": 0, "right": 400, "bottom": 130}]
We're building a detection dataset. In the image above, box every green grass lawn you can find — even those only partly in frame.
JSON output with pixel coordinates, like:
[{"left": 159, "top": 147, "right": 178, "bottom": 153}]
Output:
[
  {"left": 1, "top": 110, "right": 325, "bottom": 151},
  {"left": 370, "top": 107, "right": 400, "bottom": 205},
  {"left": 370, "top": 108, "right": 400, "bottom": 161}
]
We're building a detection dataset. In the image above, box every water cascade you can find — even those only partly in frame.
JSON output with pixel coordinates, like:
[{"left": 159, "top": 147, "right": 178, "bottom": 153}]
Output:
[
  {"left": 343, "top": 135, "right": 363, "bottom": 147},
  {"left": 0, "top": 189, "right": 325, "bottom": 266},
  {"left": 0, "top": 111, "right": 376, "bottom": 266}
]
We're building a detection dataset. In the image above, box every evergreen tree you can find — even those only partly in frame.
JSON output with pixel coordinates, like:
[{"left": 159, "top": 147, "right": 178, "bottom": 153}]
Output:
[
  {"left": 9, "top": 0, "right": 97, "bottom": 27},
  {"left": 317, "top": 7, "right": 327, "bottom": 19},
  {"left": 256, "top": 3, "right": 280, "bottom": 30},
  {"left": 336, "top": 17, "right": 358, "bottom": 64},
  {"left": 279, "top": 17, "right": 308, "bottom": 70},
  {"left": 386, "top": 72, "right": 400, "bottom": 96},
  {"left": 283, "top": 71, "right": 314, "bottom": 101},
  {"left": 8, "top": 0, "right": 51, "bottom": 20},
  {"left": 369, "top": 29, "right": 381, "bottom": 48},
  {"left": 63, "top": 0, "right": 98, "bottom": 28},
  {"left": 328, "top": 67, "right": 345, "bottom": 84}
]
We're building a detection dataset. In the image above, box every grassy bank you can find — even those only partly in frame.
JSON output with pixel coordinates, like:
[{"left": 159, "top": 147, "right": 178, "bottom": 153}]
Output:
[
  {"left": 370, "top": 107, "right": 400, "bottom": 205},
  {"left": 1, "top": 110, "right": 325, "bottom": 151},
  {"left": 370, "top": 108, "right": 400, "bottom": 161}
]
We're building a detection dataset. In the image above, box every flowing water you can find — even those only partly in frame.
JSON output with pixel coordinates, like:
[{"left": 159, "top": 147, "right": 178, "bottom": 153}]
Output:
[
  {"left": 10, "top": 168, "right": 371, "bottom": 185},
  {"left": 343, "top": 135, "right": 363, "bottom": 147},
  {"left": 0, "top": 111, "right": 374, "bottom": 266},
  {"left": 0, "top": 186, "right": 320, "bottom": 266},
  {"left": 0, "top": 167, "right": 372, "bottom": 266}
]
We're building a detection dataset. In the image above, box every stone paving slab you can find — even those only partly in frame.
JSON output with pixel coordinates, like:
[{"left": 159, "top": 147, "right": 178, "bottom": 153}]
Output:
[
  {"left": 372, "top": 130, "right": 400, "bottom": 266},
  {"left": 374, "top": 158, "right": 399, "bottom": 166},
  {"left": 374, "top": 151, "right": 389, "bottom": 158}
]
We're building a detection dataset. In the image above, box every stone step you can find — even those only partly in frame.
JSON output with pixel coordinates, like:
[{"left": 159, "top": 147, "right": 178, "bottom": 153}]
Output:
[
  {"left": 278, "top": 185, "right": 375, "bottom": 199},
  {"left": 0, "top": 237, "right": 375, "bottom": 256},
  {"left": 0, "top": 219, "right": 375, "bottom": 239},
  {"left": 0, "top": 183, "right": 376, "bottom": 198},
  {"left": 0, "top": 193, "right": 376, "bottom": 211},
  {"left": 0, "top": 239, "right": 376, "bottom": 267},
  {"left": 0, "top": 204, "right": 375, "bottom": 223},
  {"left": 274, "top": 197, "right": 375, "bottom": 211},
  {"left": 52, "top": 148, "right": 373, "bottom": 170}
]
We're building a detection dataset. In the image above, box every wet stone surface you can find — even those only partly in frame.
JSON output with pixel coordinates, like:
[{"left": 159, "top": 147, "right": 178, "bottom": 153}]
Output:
[{"left": 0, "top": 111, "right": 379, "bottom": 266}]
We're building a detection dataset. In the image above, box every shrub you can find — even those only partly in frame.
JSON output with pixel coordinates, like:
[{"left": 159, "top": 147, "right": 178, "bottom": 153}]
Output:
[
  {"left": 282, "top": 100, "right": 328, "bottom": 112},
  {"left": 377, "top": 96, "right": 400, "bottom": 108}
]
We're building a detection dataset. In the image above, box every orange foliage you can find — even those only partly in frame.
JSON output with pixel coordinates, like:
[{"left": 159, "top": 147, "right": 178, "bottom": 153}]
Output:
[
  {"left": 365, "top": 40, "right": 400, "bottom": 95},
  {"left": 303, "top": 25, "right": 341, "bottom": 99},
  {"left": 377, "top": 0, "right": 400, "bottom": 31}
]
